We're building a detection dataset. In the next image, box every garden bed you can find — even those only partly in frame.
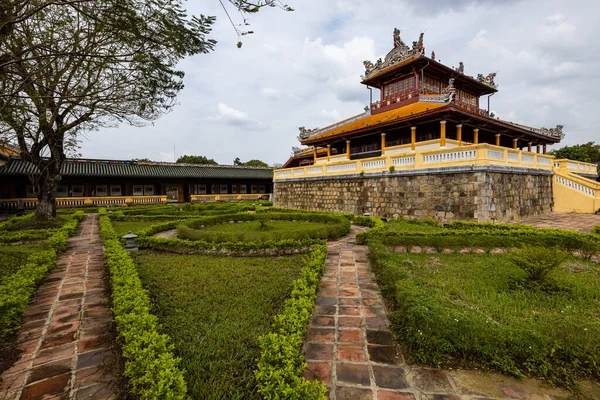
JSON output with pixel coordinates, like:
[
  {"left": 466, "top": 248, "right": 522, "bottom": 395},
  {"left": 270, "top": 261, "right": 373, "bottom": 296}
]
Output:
[
  {"left": 366, "top": 218, "right": 600, "bottom": 389},
  {"left": 133, "top": 251, "right": 308, "bottom": 399}
]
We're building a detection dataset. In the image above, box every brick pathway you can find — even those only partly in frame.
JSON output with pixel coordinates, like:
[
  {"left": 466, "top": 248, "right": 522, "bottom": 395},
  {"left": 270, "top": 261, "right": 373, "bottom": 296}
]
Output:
[
  {"left": 0, "top": 214, "right": 121, "bottom": 400},
  {"left": 302, "top": 226, "right": 598, "bottom": 400},
  {"left": 514, "top": 212, "right": 600, "bottom": 232}
]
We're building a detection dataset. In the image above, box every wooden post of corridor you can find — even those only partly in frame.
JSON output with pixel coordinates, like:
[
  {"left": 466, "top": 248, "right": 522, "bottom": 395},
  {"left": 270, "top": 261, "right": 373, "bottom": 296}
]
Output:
[
  {"left": 440, "top": 120, "right": 446, "bottom": 147},
  {"left": 456, "top": 124, "right": 462, "bottom": 146},
  {"left": 326, "top": 144, "right": 331, "bottom": 162},
  {"left": 513, "top": 138, "right": 518, "bottom": 149},
  {"left": 543, "top": 144, "right": 547, "bottom": 154},
  {"left": 495, "top": 133, "right": 501, "bottom": 146},
  {"left": 473, "top": 128, "right": 479, "bottom": 144},
  {"left": 528, "top": 142, "right": 532, "bottom": 152},
  {"left": 313, "top": 147, "right": 317, "bottom": 163},
  {"left": 381, "top": 133, "right": 386, "bottom": 155},
  {"left": 536, "top": 144, "right": 540, "bottom": 154},
  {"left": 346, "top": 140, "right": 351, "bottom": 159},
  {"left": 411, "top": 126, "right": 416, "bottom": 151}
]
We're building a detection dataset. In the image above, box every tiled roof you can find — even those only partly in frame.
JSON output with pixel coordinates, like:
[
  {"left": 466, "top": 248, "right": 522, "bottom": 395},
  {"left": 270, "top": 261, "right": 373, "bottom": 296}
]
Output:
[
  {"left": 302, "top": 102, "right": 447, "bottom": 143},
  {"left": 0, "top": 158, "right": 273, "bottom": 180}
]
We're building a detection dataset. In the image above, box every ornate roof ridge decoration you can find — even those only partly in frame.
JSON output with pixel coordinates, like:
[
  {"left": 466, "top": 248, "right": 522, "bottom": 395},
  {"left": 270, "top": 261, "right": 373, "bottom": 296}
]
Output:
[
  {"left": 298, "top": 111, "right": 370, "bottom": 141},
  {"left": 476, "top": 72, "right": 498, "bottom": 89},
  {"left": 362, "top": 28, "right": 425, "bottom": 79}
]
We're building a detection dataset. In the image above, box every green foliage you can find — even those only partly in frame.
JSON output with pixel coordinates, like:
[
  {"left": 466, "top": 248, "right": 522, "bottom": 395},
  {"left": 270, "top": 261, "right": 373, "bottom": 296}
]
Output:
[
  {"left": 134, "top": 250, "right": 306, "bottom": 399},
  {"left": 509, "top": 247, "right": 567, "bottom": 283},
  {"left": 0, "top": 211, "right": 83, "bottom": 341},
  {"left": 234, "top": 157, "right": 269, "bottom": 167},
  {"left": 594, "top": 225, "right": 600, "bottom": 234},
  {"left": 389, "top": 165, "right": 395, "bottom": 173},
  {"left": 368, "top": 243, "right": 600, "bottom": 388},
  {"left": 0, "top": 228, "right": 57, "bottom": 243},
  {"left": 352, "top": 215, "right": 385, "bottom": 228},
  {"left": 176, "top": 154, "right": 218, "bottom": 164},
  {"left": 548, "top": 141, "right": 600, "bottom": 164},
  {"left": 98, "top": 211, "right": 187, "bottom": 399},
  {"left": 255, "top": 246, "right": 328, "bottom": 400}
]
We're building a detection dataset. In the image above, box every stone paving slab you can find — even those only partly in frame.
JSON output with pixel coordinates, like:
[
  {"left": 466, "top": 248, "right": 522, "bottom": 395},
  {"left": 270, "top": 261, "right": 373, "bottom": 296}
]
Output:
[
  {"left": 513, "top": 212, "right": 600, "bottom": 232},
  {"left": 0, "top": 214, "right": 122, "bottom": 400},
  {"left": 303, "top": 225, "right": 600, "bottom": 400}
]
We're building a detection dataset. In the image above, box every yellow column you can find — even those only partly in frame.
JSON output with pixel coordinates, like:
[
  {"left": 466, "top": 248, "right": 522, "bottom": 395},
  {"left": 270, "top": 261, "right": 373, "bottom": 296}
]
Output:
[
  {"left": 528, "top": 142, "right": 532, "bottom": 152},
  {"left": 473, "top": 128, "right": 479, "bottom": 144},
  {"left": 326, "top": 144, "right": 331, "bottom": 162},
  {"left": 313, "top": 147, "right": 317, "bottom": 163},
  {"left": 456, "top": 124, "right": 462, "bottom": 146},
  {"left": 440, "top": 120, "right": 446, "bottom": 147},
  {"left": 513, "top": 138, "right": 518, "bottom": 149},
  {"left": 495, "top": 133, "right": 501, "bottom": 146},
  {"left": 536, "top": 144, "right": 540, "bottom": 154},
  {"left": 381, "top": 133, "right": 386, "bottom": 155},
  {"left": 346, "top": 140, "right": 351, "bottom": 159},
  {"left": 543, "top": 144, "right": 547, "bottom": 155},
  {"left": 411, "top": 126, "right": 416, "bottom": 151}
]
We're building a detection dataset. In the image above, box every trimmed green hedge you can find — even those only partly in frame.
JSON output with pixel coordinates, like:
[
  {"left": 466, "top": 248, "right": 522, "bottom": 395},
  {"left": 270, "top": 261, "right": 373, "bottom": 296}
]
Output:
[
  {"left": 255, "top": 245, "right": 328, "bottom": 400},
  {"left": 178, "top": 212, "right": 350, "bottom": 243},
  {"left": 358, "top": 223, "right": 600, "bottom": 259},
  {"left": 0, "top": 211, "right": 83, "bottom": 340},
  {"left": 137, "top": 236, "right": 324, "bottom": 256},
  {"left": 594, "top": 225, "right": 600, "bottom": 234},
  {"left": 0, "top": 228, "right": 58, "bottom": 243},
  {"left": 98, "top": 209, "right": 187, "bottom": 399}
]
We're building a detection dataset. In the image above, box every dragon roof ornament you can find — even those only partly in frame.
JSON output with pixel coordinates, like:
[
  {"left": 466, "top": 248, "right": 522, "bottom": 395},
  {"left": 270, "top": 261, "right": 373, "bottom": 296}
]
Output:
[{"left": 362, "top": 28, "right": 425, "bottom": 80}]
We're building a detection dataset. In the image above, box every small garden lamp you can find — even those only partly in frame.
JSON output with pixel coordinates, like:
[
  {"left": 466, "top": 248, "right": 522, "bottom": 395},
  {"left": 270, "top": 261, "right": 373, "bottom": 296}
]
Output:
[{"left": 123, "top": 231, "right": 139, "bottom": 252}]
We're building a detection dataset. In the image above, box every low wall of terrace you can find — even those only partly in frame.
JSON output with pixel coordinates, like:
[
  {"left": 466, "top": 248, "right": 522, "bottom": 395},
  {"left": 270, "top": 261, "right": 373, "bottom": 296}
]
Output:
[{"left": 273, "top": 166, "right": 553, "bottom": 223}]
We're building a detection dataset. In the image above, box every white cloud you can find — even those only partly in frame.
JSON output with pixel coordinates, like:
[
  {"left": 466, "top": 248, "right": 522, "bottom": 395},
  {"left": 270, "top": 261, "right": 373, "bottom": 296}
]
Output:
[
  {"left": 320, "top": 109, "right": 341, "bottom": 122},
  {"left": 160, "top": 151, "right": 175, "bottom": 162},
  {"left": 260, "top": 88, "right": 280, "bottom": 99},
  {"left": 207, "top": 103, "right": 250, "bottom": 125}
]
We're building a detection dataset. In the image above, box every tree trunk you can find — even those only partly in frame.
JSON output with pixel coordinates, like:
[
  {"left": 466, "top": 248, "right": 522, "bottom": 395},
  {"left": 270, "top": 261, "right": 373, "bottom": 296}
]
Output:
[{"left": 34, "top": 174, "right": 58, "bottom": 219}]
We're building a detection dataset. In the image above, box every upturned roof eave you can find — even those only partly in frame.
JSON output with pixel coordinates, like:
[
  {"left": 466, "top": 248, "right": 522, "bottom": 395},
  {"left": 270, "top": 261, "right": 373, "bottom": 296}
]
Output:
[{"left": 301, "top": 104, "right": 561, "bottom": 146}]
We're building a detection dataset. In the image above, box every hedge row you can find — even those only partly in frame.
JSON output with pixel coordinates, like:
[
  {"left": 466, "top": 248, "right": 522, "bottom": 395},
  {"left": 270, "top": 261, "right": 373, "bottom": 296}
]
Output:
[
  {"left": 0, "top": 211, "right": 83, "bottom": 340},
  {"left": 0, "top": 228, "right": 58, "bottom": 243},
  {"left": 255, "top": 245, "right": 328, "bottom": 400},
  {"left": 137, "top": 236, "right": 324, "bottom": 256},
  {"left": 98, "top": 209, "right": 187, "bottom": 399},
  {"left": 594, "top": 225, "right": 600, "bottom": 234},
  {"left": 358, "top": 225, "right": 600, "bottom": 259}
]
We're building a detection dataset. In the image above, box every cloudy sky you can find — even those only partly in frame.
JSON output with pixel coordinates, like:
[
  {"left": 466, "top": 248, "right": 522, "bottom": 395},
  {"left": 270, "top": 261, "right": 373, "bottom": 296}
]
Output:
[{"left": 80, "top": 0, "right": 600, "bottom": 165}]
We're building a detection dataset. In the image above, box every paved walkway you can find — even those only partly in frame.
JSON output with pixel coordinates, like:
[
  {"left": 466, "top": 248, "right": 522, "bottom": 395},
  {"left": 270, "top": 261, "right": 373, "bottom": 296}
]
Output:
[
  {"left": 303, "top": 226, "right": 598, "bottom": 400},
  {"left": 0, "top": 214, "right": 121, "bottom": 400},
  {"left": 514, "top": 212, "right": 600, "bottom": 232}
]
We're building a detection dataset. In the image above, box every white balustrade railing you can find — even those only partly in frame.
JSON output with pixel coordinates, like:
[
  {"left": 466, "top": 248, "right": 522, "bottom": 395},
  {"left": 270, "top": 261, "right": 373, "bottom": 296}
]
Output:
[
  {"left": 293, "top": 168, "right": 305, "bottom": 176},
  {"left": 521, "top": 155, "right": 534, "bottom": 163},
  {"left": 392, "top": 156, "right": 415, "bottom": 166},
  {"left": 555, "top": 176, "right": 595, "bottom": 196},
  {"left": 308, "top": 166, "right": 323, "bottom": 174},
  {"left": 536, "top": 157, "right": 551, "bottom": 165},
  {"left": 362, "top": 159, "right": 386, "bottom": 169},
  {"left": 568, "top": 162, "right": 579, "bottom": 170},
  {"left": 423, "top": 150, "right": 477, "bottom": 163},
  {"left": 487, "top": 150, "right": 504, "bottom": 160},
  {"left": 275, "top": 170, "right": 292, "bottom": 177},
  {"left": 507, "top": 152, "right": 519, "bottom": 161},
  {"left": 327, "top": 163, "right": 357, "bottom": 173}
]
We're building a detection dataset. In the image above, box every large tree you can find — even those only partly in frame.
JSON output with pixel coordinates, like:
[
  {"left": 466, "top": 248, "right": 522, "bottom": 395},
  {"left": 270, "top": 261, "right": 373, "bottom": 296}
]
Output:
[
  {"left": 548, "top": 142, "right": 600, "bottom": 164},
  {"left": 176, "top": 154, "right": 217, "bottom": 165},
  {"left": 0, "top": 0, "right": 290, "bottom": 219}
]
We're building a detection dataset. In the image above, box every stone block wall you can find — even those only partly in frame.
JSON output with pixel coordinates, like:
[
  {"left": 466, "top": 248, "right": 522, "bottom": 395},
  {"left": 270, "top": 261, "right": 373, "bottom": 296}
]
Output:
[{"left": 273, "top": 169, "right": 553, "bottom": 223}]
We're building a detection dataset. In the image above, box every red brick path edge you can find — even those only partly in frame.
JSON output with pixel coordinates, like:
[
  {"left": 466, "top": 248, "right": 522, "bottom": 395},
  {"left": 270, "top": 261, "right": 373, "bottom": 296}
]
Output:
[{"left": 0, "top": 214, "right": 121, "bottom": 400}]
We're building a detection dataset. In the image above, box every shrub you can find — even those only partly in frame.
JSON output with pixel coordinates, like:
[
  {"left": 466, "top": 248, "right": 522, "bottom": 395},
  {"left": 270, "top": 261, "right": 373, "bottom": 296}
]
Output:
[
  {"left": 98, "top": 210, "right": 187, "bottom": 399},
  {"left": 508, "top": 247, "right": 567, "bottom": 283},
  {"left": 593, "top": 224, "right": 600, "bottom": 234},
  {"left": 255, "top": 246, "right": 328, "bottom": 400},
  {"left": 0, "top": 211, "right": 83, "bottom": 340}
]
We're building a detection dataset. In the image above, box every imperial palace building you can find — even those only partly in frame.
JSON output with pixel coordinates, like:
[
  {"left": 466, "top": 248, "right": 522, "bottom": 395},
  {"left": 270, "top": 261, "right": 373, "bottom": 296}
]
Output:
[{"left": 274, "top": 29, "right": 599, "bottom": 222}]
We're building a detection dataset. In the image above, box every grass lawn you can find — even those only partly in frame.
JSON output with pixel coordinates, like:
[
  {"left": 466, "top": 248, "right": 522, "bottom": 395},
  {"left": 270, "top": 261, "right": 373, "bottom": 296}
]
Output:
[
  {"left": 370, "top": 244, "right": 600, "bottom": 387},
  {"left": 0, "top": 243, "right": 49, "bottom": 283},
  {"left": 110, "top": 220, "right": 172, "bottom": 236},
  {"left": 192, "top": 220, "right": 335, "bottom": 242},
  {"left": 133, "top": 251, "right": 306, "bottom": 399}
]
